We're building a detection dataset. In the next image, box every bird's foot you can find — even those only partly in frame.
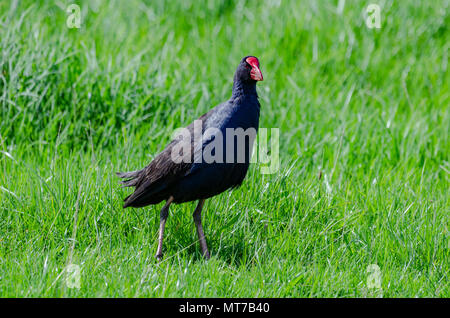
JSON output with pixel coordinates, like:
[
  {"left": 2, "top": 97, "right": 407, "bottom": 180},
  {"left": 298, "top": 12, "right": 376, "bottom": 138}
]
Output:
[
  {"left": 155, "top": 253, "right": 163, "bottom": 261},
  {"left": 202, "top": 250, "right": 211, "bottom": 260}
]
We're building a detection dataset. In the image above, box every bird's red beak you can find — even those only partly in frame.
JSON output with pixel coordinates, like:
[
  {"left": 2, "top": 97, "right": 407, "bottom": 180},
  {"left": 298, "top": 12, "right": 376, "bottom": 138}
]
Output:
[{"left": 246, "top": 57, "right": 263, "bottom": 81}]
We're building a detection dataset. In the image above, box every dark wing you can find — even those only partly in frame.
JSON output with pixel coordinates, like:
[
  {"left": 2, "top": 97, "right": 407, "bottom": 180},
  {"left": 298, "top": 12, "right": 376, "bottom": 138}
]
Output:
[
  {"left": 119, "top": 108, "right": 217, "bottom": 208},
  {"left": 120, "top": 135, "right": 192, "bottom": 208}
]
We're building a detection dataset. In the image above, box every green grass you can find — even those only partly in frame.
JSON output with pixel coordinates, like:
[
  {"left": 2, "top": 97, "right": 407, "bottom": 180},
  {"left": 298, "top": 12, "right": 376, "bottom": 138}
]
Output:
[{"left": 0, "top": 0, "right": 449, "bottom": 297}]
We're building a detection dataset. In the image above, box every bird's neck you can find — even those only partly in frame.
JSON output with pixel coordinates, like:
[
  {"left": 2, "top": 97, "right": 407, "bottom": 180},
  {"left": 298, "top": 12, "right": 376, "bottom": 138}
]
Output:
[{"left": 231, "top": 78, "right": 258, "bottom": 100}]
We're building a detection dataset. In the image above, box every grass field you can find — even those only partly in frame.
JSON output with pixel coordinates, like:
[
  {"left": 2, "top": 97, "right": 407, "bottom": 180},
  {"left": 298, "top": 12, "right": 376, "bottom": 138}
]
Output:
[{"left": 0, "top": 0, "right": 448, "bottom": 297}]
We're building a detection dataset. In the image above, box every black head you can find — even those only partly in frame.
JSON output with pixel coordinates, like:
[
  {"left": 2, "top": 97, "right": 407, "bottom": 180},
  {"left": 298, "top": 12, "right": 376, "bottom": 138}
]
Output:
[{"left": 234, "top": 56, "right": 263, "bottom": 83}]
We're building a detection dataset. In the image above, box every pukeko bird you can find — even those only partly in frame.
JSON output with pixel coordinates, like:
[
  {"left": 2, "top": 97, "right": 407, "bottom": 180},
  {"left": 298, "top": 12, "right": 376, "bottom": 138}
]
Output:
[{"left": 117, "top": 56, "right": 263, "bottom": 260}]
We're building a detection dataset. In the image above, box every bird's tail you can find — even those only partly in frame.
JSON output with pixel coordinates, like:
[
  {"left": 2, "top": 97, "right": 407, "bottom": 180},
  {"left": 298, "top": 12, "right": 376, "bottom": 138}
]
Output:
[{"left": 116, "top": 169, "right": 144, "bottom": 188}]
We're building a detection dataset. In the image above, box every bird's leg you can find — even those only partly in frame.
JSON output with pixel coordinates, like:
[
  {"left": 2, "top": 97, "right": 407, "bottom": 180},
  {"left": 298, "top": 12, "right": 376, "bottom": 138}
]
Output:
[
  {"left": 193, "top": 199, "right": 210, "bottom": 260},
  {"left": 155, "top": 196, "right": 174, "bottom": 260}
]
